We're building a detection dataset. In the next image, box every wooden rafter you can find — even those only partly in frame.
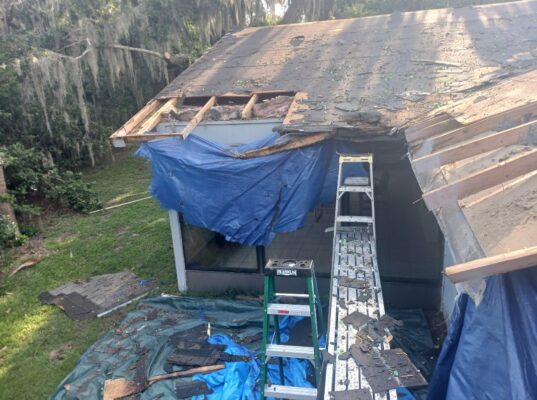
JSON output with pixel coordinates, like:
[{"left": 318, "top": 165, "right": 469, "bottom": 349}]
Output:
[
  {"left": 110, "top": 99, "right": 162, "bottom": 139},
  {"left": 412, "top": 119, "right": 537, "bottom": 171},
  {"left": 413, "top": 101, "right": 537, "bottom": 157},
  {"left": 405, "top": 117, "right": 461, "bottom": 143},
  {"left": 110, "top": 90, "right": 303, "bottom": 146},
  {"left": 137, "top": 97, "right": 179, "bottom": 134},
  {"left": 422, "top": 147, "right": 537, "bottom": 210},
  {"left": 445, "top": 246, "right": 537, "bottom": 283},
  {"left": 283, "top": 92, "right": 308, "bottom": 126},
  {"left": 241, "top": 94, "right": 258, "bottom": 119},
  {"left": 405, "top": 113, "right": 451, "bottom": 136},
  {"left": 177, "top": 96, "right": 217, "bottom": 138}
]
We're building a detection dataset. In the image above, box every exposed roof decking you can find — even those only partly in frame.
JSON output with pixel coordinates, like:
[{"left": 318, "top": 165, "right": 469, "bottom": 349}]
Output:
[{"left": 406, "top": 69, "right": 537, "bottom": 277}]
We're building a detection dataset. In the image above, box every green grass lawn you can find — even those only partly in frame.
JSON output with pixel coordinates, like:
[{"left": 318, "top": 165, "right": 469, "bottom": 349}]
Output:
[{"left": 0, "top": 150, "right": 179, "bottom": 399}]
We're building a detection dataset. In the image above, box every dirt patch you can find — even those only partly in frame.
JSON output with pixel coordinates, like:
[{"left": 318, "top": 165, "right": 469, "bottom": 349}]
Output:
[{"left": 49, "top": 342, "right": 73, "bottom": 362}]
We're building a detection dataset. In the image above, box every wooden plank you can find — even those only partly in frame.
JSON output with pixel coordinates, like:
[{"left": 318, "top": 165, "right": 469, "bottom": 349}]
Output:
[
  {"left": 413, "top": 101, "right": 537, "bottom": 157},
  {"left": 405, "top": 118, "right": 461, "bottom": 143},
  {"left": 110, "top": 99, "right": 162, "bottom": 139},
  {"left": 115, "top": 132, "right": 184, "bottom": 142},
  {"left": 422, "top": 148, "right": 537, "bottom": 211},
  {"left": 405, "top": 113, "right": 451, "bottom": 136},
  {"left": 137, "top": 97, "right": 178, "bottom": 134},
  {"left": 445, "top": 245, "right": 537, "bottom": 283},
  {"left": 283, "top": 92, "right": 308, "bottom": 125},
  {"left": 178, "top": 95, "right": 217, "bottom": 138},
  {"left": 412, "top": 119, "right": 537, "bottom": 171},
  {"left": 238, "top": 132, "right": 332, "bottom": 159},
  {"left": 241, "top": 94, "right": 258, "bottom": 119}
]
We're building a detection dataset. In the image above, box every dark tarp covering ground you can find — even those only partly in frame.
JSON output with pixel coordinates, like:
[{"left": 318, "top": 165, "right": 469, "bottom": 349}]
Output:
[
  {"left": 49, "top": 296, "right": 314, "bottom": 400},
  {"left": 427, "top": 267, "right": 537, "bottom": 400}
]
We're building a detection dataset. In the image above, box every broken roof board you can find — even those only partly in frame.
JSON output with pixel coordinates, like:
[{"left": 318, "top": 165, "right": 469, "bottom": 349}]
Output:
[
  {"left": 406, "top": 69, "right": 537, "bottom": 273},
  {"left": 154, "top": 0, "right": 537, "bottom": 134}
]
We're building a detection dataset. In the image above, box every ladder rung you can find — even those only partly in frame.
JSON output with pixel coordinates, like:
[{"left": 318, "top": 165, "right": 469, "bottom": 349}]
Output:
[
  {"left": 268, "top": 303, "right": 311, "bottom": 317},
  {"left": 338, "top": 186, "right": 371, "bottom": 193},
  {"left": 336, "top": 216, "right": 373, "bottom": 223},
  {"left": 264, "top": 385, "right": 318, "bottom": 399},
  {"left": 274, "top": 293, "right": 310, "bottom": 298},
  {"left": 266, "top": 344, "right": 314, "bottom": 359},
  {"left": 344, "top": 176, "right": 369, "bottom": 186}
]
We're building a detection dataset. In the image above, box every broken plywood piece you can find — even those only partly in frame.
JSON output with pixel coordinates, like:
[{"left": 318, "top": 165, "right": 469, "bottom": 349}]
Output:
[
  {"left": 39, "top": 271, "right": 157, "bottom": 320},
  {"left": 238, "top": 132, "right": 333, "bottom": 159}
]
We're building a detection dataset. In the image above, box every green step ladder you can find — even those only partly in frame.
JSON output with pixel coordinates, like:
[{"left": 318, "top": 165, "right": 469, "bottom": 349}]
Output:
[{"left": 260, "top": 259, "right": 325, "bottom": 400}]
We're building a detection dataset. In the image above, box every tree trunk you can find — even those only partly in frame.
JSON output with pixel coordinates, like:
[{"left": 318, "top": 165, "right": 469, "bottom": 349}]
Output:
[{"left": 0, "top": 165, "right": 19, "bottom": 233}]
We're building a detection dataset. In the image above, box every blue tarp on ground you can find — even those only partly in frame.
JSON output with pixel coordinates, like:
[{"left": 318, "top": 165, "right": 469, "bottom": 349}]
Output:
[
  {"left": 428, "top": 267, "right": 537, "bottom": 400},
  {"left": 136, "top": 134, "right": 339, "bottom": 246},
  {"left": 49, "top": 296, "right": 314, "bottom": 400}
]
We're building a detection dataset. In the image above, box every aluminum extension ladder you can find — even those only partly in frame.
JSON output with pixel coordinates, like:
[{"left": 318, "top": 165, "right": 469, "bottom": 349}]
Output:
[
  {"left": 333, "top": 154, "right": 376, "bottom": 239},
  {"left": 260, "top": 259, "right": 325, "bottom": 400}
]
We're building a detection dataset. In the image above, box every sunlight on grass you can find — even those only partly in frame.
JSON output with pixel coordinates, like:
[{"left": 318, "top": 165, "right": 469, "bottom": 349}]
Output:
[{"left": 0, "top": 151, "right": 176, "bottom": 399}]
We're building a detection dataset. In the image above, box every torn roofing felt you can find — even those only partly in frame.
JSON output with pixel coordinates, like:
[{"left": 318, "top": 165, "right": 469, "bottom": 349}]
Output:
[{"left": 136, "top": 133, "right": 339, "bottom": 246}]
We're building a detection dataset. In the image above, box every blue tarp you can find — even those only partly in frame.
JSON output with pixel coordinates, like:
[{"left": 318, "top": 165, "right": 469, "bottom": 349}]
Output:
[
  {"left": 428, "top": 267, "right": 537, "bottom": 400},
  {"left": 49, "top": 296, "right": 314, "bottom": 400},
  {"left": 136, "top": 133, "right": 339, "bottom": 246}
]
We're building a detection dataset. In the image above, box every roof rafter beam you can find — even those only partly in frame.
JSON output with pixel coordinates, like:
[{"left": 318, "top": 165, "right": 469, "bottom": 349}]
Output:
[
  {"left": 413, "top": 101, "right": 537, "bottom": 157},
  {"left": 177, "top": 95, "right": 217, "bottom": 138},
  {"left": 110, "top": 99, "right": 162, "bottom": 139},
  {"left": 405, "top": 117, "right": 461, "bottom": 143},
  {"left": 137, "top": 97, "right": 179, "bottom": 134},
  {"left": 283, "top": 92, "right": 308, "bottom": 126},
  {"left": 241, "top": 94, "right": 258, "bottom": 119},
  {"left": 445, "top": 245, "right": 537, "bottom": 283},
  {"left": 412, "top": 119, "right": 537, "bottom": 171},
  {"left": 405, "top": 113, "right": 451, "bottom": 136},
  {"left": 422, "top": 147, "right": 537, "bottom": 210}
]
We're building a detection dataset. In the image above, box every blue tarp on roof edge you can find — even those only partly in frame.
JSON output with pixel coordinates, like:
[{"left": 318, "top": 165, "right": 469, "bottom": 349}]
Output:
[
  {"left": 427, "top": 267, "right": 537, "bottom": 400},
  {"left": 136, "top": 133, "right": 341, "bottom": 246}
]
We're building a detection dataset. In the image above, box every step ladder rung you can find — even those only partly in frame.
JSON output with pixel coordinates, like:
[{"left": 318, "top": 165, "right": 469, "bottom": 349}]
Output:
[
  {"left": 264, "top": 385, "right": 318, "bottom": 400},
  {"left": 336, "top": 216, "right": 373, "bottom": 223},
  {"left": 338, "top": 185, "right": 372, "bottom": 193},
  {"left": 266, "top": 344, "right": 314, "bottom": 359},
  {"left": 268, "top": 303, "right": 311, "bottom": 317},
  {"left": 274, "top": 292, "right": 310, "bottom": 298},
  {"left": 343, "top": 176, "right": 369, "bottom": 186}
]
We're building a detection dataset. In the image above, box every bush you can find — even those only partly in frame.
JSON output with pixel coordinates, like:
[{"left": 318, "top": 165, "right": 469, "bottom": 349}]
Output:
[
  {"left": 2, "top": 143, "right": 101, "bottom": 213},
  {"left": 0, "top": 214, "right": 26, "bottom": 248}
]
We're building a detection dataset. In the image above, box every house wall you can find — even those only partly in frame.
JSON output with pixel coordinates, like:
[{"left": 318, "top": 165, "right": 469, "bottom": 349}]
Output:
[{"left": 441, "top": 241, "right": 459, "bottom": 320}]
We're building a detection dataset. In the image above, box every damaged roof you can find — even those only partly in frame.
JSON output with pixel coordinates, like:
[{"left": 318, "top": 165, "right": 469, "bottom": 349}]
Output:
[
  {"left": 406, "top": 68, "right": 537, "bottom": 282},
  {"left": 155, "top": 0, "right": 537, "bottom": 134}
]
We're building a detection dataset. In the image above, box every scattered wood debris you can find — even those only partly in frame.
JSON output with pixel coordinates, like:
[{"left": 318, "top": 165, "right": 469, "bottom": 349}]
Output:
[{"left": 9, "top": 258, "right": 42, "bottom": 277}]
